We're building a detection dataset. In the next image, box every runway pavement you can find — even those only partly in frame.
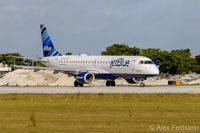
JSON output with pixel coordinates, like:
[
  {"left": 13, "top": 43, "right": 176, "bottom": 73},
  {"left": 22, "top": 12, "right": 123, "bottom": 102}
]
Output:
[{"left": 0, "top": 85, "right": 199, "bottom": 93}]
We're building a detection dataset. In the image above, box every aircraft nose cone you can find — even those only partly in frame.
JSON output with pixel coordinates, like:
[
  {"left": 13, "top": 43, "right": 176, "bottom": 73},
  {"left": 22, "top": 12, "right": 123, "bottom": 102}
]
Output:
[
  {"left": 155, "top": 67, "right": 160, "bottom": 75},
  {"left": 150, "top": 66, "right": 159, "bottom": 75}
]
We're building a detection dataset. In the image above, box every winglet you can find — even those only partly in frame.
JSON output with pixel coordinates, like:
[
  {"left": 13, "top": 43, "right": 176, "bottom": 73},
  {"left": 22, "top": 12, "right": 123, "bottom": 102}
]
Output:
[
  {"left": 2, "top": 56, "right": 11, "bottom": 66},
  {"left": 154, "top": 56, "right": 159, "bottom": 68}
]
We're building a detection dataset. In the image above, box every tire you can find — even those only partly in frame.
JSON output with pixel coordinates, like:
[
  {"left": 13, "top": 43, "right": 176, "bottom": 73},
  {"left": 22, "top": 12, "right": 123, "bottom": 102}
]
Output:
[
  {"left": 106, "top": 81, "right": 111, "bottom": 87},
  {"left": 74, "top": 80, "right": 79, "bottom": 87},
  {"left": 79, "top": 83, "right": 84, "bottom": 87},
  {"left": 140, "top": 83, "right": 145, "bottom": 87},
  {"left": 110, "top": 81, "right": 116, "bottom": 86}
]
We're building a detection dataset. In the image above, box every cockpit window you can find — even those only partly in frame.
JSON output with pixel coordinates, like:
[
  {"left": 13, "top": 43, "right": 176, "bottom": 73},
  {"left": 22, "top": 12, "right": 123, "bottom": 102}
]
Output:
[
  {"left": 139, "top": 60, "right": 154, "bottom": 64},
  {"left": 144, "top": 61, "right": 154, "bottom": 64}
]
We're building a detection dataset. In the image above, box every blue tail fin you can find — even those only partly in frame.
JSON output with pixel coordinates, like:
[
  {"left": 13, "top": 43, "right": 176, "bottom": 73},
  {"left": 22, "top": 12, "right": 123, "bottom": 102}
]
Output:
[{"left": 40, "top": 24, "right": 62, "bottom": 57}]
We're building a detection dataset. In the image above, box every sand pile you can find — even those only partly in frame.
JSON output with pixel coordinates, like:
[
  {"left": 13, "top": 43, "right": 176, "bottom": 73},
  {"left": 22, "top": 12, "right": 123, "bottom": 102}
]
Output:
[
  {"left": 144, "top": 77, "right": 168, "bottom": 85},
  {"left": 0, "top": 69, "right": 199, "bottom": 86},
  {"left": 0, "top": 69, "right": 130, "bottom": 86},
  {"left": 0, "top": 69, "right": 75, "bottom": 86},
  {"left": 145, "top": 74, "right": 200, "bottom": 85},
  {"left": 171, "top": 74, "right": 200, "bottom": 85}
]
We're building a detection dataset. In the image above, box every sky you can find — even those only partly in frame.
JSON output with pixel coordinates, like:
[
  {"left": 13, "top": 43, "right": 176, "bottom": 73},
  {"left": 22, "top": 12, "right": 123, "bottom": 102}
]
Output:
[{"left": 0, "top": 0, "right": 199, "bottom": 57}]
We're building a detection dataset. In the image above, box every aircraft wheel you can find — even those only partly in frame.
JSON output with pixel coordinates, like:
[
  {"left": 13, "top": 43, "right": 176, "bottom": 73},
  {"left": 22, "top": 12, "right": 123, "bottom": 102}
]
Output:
[
  {"left": 106, "top": 81, "right": 111, "bottom": 87},
  {"left": 106, "top": 81, "right": 115, "bottom": 87},
  {"left": 74, "top": 80, "right": 79, "bottom": 87},
  {"left": 79, "top": 83, "right": 84, "bottom": 87},
  {"left": 110, "top": 81, "right": 116, "bottom": 86},
  {"left": 140, "top": 83, "right": 145, "bottom": 87},
  {"left": 74, "top": 80, "right": 84, "bottom": 87}
]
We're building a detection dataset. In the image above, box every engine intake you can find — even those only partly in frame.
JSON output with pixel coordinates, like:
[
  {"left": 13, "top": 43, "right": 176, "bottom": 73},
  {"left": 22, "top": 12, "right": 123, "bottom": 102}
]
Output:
[{"left": 76, "top": 72, "right": 95, "bottom": 84}]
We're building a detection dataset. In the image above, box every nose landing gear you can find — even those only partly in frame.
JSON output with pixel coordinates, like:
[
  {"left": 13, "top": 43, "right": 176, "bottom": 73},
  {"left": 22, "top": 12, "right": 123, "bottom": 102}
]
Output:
[
  {"left": 140, "top": 82, "right": 145, "bottom": 87},
  {"left": 140, "top": 78, "right": 145, "bottom": 87}
]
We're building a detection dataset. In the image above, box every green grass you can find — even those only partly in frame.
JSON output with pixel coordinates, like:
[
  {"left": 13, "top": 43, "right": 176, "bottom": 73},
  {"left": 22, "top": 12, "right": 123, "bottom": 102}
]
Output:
[{"left": 0, "top": 93, "right": 199, "bottom": 132}]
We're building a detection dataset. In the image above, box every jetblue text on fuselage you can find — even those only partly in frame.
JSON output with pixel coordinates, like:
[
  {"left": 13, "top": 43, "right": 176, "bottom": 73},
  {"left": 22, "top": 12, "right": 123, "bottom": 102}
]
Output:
[{"left": 110, "top": 58, "right": 130, "bottom": 68}]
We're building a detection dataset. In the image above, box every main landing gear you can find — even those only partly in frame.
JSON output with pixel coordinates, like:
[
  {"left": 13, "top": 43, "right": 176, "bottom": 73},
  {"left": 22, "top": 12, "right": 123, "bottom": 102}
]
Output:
[
  {"left": 74, "top": 80, "right": 84, "bottom": 87},
  {"left": 106, "top": 80, "right": 116, "bottom": 87}
]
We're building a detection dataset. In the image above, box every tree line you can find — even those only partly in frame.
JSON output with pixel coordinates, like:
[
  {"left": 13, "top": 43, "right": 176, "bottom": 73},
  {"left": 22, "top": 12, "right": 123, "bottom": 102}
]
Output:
[
  {"left": 101, "top": 44, "right": 200, "bottom": 74},
  {"left": 0, "top": 53, "right": 44, "bottom": 69}
]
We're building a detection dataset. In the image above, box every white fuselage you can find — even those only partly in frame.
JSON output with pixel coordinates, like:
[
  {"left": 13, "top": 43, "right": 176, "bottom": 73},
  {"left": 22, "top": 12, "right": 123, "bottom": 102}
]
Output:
[{"left": 41, "top": 55, "right": 159, "bottom": 79}]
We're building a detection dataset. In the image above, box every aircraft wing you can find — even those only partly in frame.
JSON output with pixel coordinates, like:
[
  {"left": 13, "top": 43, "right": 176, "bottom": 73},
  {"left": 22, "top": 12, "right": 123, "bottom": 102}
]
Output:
[
  {"left": 15, "top": 65, "right": 77, "bottom": 73},
  {"left": 14, "top": 65, "right": 106, "bottom": 75},
  {"left": 9, "top": 56, "right": 48, "bottom": 62}
]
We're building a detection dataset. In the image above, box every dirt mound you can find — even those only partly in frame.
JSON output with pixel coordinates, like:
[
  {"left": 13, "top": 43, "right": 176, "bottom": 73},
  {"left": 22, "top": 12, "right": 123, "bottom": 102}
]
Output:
[
  {"left": 0, "top": 69, "right": 75, "bottom": 86},
  {"left": 0, "top": 69, "right": 199, "bottom": 86}
]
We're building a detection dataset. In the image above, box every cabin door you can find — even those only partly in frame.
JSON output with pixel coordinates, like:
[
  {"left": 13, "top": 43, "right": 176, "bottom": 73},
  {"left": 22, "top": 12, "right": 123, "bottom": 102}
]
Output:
[
  {"left": 131, "top": 60, "right": 135, "bottom": 71},
  {"left": 55, "top": 58, "right": 59, "bottom": 67},
  {"left": 93, "top": 59, "right": 97, "bottom": 67}
]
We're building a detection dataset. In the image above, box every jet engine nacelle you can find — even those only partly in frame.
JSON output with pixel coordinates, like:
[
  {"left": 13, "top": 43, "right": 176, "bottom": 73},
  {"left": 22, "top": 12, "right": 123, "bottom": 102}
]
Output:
[
  {"left": 75, "top": 72, "right": 95, "bottom": 84},
  {"left": 125, "top": 77, "right": 143, "bottom": 84}
]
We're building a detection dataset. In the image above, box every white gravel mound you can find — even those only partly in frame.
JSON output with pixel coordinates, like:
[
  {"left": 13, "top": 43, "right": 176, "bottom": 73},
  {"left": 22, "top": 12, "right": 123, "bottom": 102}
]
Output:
[
  {"left": 0, "top": 69, "right": 75, "bottom": 86},
  {"left": 159, "top": 74, "right": 200, "bottom": 85},
  {"left": 0, "top": 69, "right": 199, "bottom": 86}
]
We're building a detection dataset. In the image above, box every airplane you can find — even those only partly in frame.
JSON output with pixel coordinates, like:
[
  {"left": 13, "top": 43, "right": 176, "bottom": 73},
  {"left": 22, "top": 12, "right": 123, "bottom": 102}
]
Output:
[{"left": 15, "top": 24, "right": 159, "bottom": 87}]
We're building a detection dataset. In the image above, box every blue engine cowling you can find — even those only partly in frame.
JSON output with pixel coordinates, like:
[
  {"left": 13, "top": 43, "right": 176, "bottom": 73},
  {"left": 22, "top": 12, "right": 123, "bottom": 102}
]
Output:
[{"left": 75, "top": 72, "right": 95, "bottom": 84}]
